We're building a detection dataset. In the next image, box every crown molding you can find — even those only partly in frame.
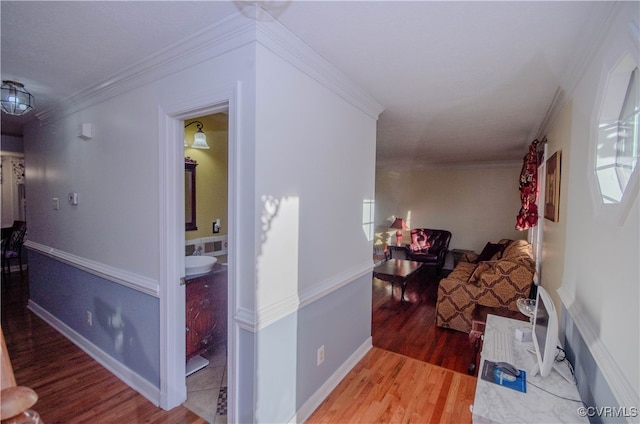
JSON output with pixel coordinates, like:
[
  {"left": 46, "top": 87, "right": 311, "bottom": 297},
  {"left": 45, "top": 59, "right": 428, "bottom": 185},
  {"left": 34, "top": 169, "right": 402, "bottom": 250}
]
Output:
[
  {"left": 537, "top": 2, "right": 620, "bottom": 138},
  {"left": 254, "top": 13, "right": 384, "bottom": 120},
  {"left": 35, "top": 11, "right": 254, "bottom": 125},
  {"left": 376, "top": 159, "right": 522, "bottom": 172},
  {"left": 35, "top": 6, "right": 383, "bottom": 126}
]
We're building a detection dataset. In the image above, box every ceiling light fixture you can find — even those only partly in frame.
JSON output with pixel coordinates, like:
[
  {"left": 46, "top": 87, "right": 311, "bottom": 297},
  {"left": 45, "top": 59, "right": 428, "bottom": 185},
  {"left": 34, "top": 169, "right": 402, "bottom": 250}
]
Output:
[
  {"left": 184, "top": 121, "right": 209, "bottom": 149},
  {"left": 1, "top": 80, "right": 35, "bottom": 116}
]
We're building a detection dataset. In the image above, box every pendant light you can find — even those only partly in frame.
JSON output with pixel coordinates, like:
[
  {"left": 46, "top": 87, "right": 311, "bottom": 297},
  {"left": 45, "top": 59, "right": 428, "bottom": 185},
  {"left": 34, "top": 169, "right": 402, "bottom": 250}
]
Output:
[
  {"left": 184, "top": 121, "right": 209, "bottom": 149},
  {"left": 1, "top": 80, "right": 35, "bottom": 116}
]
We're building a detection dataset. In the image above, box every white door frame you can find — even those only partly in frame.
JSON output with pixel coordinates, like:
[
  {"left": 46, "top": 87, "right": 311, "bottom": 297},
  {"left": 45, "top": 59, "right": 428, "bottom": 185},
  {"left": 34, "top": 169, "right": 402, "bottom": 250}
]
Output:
[{"left": 157, "top": 83, "right": 239, "bottom": 421}]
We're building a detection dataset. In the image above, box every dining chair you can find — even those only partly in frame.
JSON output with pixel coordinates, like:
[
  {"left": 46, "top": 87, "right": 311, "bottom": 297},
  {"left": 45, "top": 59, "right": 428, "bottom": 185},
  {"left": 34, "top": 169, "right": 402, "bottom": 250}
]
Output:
[{"left": 1, "top": 221, "right": 27, "bottom": 281}]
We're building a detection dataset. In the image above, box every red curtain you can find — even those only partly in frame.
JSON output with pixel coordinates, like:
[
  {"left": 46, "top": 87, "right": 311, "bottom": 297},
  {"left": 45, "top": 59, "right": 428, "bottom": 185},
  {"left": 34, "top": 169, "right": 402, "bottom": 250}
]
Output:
[{"left": 515, "top": 140, "right": 541, "bottom": 230}]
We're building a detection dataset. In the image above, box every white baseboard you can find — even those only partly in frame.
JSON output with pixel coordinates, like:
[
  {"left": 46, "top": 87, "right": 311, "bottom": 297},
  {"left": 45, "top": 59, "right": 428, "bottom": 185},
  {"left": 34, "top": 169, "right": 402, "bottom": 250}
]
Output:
[
  {"left": 27, "top": 300, "right": 161, "bottom": 406},
  {"left": 289, "top": 337, "right": 372, "bottom": 424}
]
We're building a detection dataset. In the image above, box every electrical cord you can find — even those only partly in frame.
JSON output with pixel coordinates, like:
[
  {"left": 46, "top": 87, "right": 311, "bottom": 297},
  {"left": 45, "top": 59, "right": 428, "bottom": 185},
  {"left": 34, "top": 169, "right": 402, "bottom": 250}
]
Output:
[
  {"left": 527, "top": 379, "right": 585, "bottom": 405},
  {"left": 555, "top": 346, "right": 567, "bottom": 362},
  {"left": 555, "top": 346, "right": 578, "bottom": 384},
  {"left": 527, "top": 345, "right": 582, "bottom": 403}
]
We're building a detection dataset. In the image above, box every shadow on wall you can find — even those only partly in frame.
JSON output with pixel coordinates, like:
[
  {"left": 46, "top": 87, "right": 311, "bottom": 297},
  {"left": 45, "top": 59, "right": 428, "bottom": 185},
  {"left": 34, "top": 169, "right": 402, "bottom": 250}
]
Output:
[{"left": 94, "top": 297, "right": 159, "bottom": 386}]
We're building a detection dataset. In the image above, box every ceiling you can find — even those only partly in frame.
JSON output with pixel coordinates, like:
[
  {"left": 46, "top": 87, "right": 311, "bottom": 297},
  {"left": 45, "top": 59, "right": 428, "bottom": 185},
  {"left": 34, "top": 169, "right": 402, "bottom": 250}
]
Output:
[{"left": 1, "top": 1, "right": 613, "bottom": 167}]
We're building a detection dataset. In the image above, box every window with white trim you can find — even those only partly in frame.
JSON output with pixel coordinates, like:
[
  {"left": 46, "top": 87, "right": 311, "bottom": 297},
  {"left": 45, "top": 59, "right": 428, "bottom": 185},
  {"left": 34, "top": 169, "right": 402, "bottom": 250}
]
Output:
[{"left": 596, "top": 60, "right": 639, "bottom": 204}]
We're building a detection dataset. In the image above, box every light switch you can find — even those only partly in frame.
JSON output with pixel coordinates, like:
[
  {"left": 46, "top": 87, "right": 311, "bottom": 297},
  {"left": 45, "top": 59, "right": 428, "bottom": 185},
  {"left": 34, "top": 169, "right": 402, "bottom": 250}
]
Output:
[
  {"left": 52, "top": 198, "right": 59, "bottom": 210},
  {"left": 68, "top": 192, "right": 79, "bottom": 205}
]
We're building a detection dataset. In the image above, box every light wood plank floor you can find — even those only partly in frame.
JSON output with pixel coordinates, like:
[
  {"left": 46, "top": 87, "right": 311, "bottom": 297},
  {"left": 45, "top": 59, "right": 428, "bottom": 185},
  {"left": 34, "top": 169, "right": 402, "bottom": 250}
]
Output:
[{"left": 306, "top": 347, "right": 476, "bottom": 424}]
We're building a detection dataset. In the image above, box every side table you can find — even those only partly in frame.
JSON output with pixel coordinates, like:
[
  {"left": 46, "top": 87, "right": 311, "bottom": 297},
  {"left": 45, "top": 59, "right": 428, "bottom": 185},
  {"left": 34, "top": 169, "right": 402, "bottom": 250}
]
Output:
[
  {"left": 451, "top": 249, "right": 476, "bottom": 267},
  {"left": 467, "top": 305, "right": 527, "bottom": 375}
]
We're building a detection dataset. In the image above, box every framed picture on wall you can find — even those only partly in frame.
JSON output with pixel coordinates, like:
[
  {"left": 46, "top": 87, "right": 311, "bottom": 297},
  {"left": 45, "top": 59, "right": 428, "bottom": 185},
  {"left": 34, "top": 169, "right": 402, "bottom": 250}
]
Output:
[{"left": 544, "top": 151, "right": 561, "bottom": 222}]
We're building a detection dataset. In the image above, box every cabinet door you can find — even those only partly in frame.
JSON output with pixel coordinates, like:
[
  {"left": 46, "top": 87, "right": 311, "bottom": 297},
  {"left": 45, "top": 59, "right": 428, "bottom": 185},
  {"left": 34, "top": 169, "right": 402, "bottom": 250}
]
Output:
[
  {"left": 211, "top": 271, "right": 228, "bottom": 341},
  {"left": 185, "top": 279, "right": 216, "bottom": 359}
]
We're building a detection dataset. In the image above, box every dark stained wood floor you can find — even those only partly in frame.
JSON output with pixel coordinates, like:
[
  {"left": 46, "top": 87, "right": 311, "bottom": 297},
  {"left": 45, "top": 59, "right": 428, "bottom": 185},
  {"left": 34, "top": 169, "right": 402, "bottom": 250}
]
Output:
[
  {"left": 372, "top": 268, "right": 475, "bottom": 375},
  {"left": 1, "top": 272, "right": 206, "bottom": 424}
]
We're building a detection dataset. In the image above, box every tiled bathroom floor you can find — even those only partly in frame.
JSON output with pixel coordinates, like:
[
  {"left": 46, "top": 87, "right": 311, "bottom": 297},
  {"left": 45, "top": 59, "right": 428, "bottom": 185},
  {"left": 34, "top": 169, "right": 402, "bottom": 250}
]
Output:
[{"left": 184, "top": 343, "right": 227, "bottom": 424}]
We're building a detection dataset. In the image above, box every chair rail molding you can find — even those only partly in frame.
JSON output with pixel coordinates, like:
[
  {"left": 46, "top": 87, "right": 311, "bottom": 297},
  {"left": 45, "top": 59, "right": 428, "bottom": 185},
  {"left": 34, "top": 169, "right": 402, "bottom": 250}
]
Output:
[
  {"left": 238, "top": 259, "right": 373, "bottom": 333},
  {"left": 557, "top": 285, "right": 640, "bottom": 411},
  {"left": 24, "top": 240, "right": 159, "bottom": 297}
]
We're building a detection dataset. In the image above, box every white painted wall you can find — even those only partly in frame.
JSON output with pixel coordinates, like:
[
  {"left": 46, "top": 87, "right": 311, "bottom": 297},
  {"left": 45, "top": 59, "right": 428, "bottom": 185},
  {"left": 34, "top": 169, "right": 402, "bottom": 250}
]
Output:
[
  {"left": 23, "top": 44, "right": 255, "bottom": 279},
  {"left": 251, "top": 34, "right": 379, "bottom": 422},
  {"left": 553, "top": 1, "right": 639, "bottom": 408},
  {"left": 22, "top": 8, "right": 381, "bottom": 422},
  {"left": 539, "top": 101, "right": 572, "bottom": 319},
  {"left": 375, "top": 165, "right": 525, "bottom": 252},
  {"left": 255, "top": 43, "right": 376, "bottom": 300},
  {"left": 23, "top": 35, "right": 259, "bottom": 412}
]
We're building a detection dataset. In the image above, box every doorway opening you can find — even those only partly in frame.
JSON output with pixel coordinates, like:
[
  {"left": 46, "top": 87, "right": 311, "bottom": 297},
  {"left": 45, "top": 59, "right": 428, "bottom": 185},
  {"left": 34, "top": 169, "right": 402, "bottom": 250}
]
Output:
[{"left": 181, "top": 111, "right": 229, "bottom": 422}]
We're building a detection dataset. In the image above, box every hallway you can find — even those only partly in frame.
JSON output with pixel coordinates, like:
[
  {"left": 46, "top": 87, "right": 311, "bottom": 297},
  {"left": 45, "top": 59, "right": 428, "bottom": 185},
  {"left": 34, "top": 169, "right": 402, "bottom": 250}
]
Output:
[{"left": 1, "top": 272, "right": 206, "bottom": 423}]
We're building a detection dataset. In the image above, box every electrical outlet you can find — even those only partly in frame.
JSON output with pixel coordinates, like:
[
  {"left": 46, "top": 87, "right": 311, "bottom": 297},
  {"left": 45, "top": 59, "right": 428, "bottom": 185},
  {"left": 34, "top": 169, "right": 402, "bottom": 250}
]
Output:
[
  {"left": 86, "top": 310, "right": 93, "bottom": 326},
  {"left": 317, "top": 345, "right": 325, "bottom": 366}
]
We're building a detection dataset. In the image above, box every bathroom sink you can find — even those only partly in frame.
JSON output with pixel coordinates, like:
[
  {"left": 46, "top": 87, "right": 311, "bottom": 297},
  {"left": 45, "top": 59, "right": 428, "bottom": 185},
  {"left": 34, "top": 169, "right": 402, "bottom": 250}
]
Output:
[{"left": 185, "top": 256, "right": 217, "bottom": 276}]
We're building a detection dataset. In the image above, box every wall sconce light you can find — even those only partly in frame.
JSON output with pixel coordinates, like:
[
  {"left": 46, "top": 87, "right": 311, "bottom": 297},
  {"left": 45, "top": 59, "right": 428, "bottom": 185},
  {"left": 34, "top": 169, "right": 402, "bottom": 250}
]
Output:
[
  {"left": 184, "top": 121, "right": 209, "bottom": 149},
  {"left": 1, "top": 80, "right": 35, "bottom": 116}
]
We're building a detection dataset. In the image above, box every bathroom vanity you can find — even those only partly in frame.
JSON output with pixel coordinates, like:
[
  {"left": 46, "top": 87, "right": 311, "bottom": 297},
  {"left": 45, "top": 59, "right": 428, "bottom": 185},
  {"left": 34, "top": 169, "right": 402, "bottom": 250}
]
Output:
[{"left": 185, "top": 264, "right": 227, "bottom": 361}]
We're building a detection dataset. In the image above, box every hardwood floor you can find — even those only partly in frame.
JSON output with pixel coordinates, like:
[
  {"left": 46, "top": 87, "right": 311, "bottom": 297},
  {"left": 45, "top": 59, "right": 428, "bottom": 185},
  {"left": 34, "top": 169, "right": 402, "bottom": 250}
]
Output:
[
  {"left": 308, "top": 269, "right": 479, "bottom": 423},
  {"left": 372, "top": 269, "right": 475, "bottom": 375},
  {"left": 306, "top": 347, "right": 476, "bottom": 423},
  {"left": 2, "top": 265, "right": 475, "bottom": 423},
  {"left": 1, "top": 272, "right": 206, "bottom": 424}
]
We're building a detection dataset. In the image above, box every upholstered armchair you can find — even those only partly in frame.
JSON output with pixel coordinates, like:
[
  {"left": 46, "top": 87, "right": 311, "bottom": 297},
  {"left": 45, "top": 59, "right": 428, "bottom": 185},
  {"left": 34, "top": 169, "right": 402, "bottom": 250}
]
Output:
[
  {"left": 436, "top": 239, "right": 535, "bottom": 333},
  {"left": 404, "top": 229, "right": 452, "bottom": 274}
]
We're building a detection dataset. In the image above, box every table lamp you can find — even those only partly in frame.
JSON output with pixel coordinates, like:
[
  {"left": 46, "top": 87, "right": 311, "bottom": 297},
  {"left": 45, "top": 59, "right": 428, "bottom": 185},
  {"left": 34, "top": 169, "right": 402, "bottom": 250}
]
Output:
[{"left": 389, "top": 218, "right": 407, "bottom": 246}]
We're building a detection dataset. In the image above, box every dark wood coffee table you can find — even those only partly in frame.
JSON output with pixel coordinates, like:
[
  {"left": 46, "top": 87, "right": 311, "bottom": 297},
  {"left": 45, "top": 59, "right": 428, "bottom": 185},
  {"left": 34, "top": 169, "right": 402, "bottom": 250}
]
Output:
[{"left": 373, "top": 259, "right": 423, "bottom": 302}]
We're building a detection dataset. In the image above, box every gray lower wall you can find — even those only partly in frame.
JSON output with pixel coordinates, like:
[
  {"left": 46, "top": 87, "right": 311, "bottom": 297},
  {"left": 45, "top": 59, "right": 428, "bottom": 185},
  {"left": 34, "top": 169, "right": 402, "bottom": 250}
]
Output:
[
  {"left": 27, "top": 250, "right": 161, "bottom": 387},
  {"left": 28, "top": 248, "right": 372, "bottom": 422},
  {"left": 29, "top": 249, "right": 624, "bottom": 423},
  {"left": 562, "top": 306, "right": 625, "bottom": 424},
  {"left": 251, "top": 273, "right": 372, "bottom": 423}
]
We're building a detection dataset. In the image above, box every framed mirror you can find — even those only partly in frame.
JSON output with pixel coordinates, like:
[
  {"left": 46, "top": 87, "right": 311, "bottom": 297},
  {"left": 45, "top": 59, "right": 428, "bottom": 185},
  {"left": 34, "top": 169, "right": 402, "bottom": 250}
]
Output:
[{"left": 185, "top": 159, "right": 197, "bottom": 231}]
